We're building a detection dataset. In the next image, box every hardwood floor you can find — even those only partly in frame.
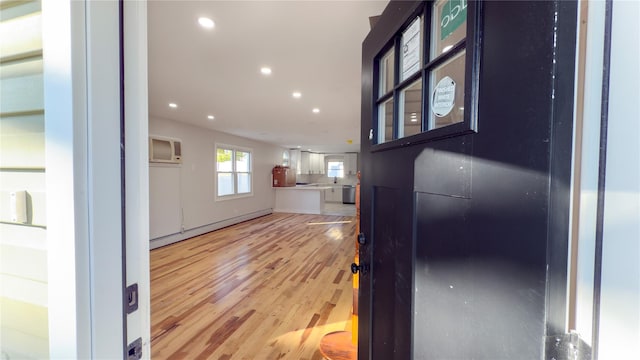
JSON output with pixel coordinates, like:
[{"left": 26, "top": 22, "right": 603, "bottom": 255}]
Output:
[{"left": 151, "top": 213, "right": 356, "bottom": 359}]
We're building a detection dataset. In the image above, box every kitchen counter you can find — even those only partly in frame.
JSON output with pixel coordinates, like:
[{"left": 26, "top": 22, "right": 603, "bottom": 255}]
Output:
[
  {"left": 276, "top": 185, "right": 332, "bottom": 190},
  {"left": 273, "top": 186, "right": 330, "bottom": 214}
]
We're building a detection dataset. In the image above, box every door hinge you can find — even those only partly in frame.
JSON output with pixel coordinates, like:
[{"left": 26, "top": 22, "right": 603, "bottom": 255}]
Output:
[
  {"left": 127, "top": 337, "right": 142, "bottom": 360},
  {"left": 544, "top": 332, "right": 591, "bottom": 360},
  {"left": 126, "top": 283, "right": 138, "bottom": 314}
]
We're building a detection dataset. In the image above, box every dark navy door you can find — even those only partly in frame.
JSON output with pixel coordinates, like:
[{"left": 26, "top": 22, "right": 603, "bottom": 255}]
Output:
[{"left": 358, "top": 1, "right": 577, "bottom": 359}]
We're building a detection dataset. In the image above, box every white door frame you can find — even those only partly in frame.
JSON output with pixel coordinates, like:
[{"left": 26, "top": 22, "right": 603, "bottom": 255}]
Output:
[
  {"left": 43, "top": 1, "right": 149, "bottom": 358},
  {"left": 123, "top": 0, "right": 151, "bottom": 357},
  {"left": 569, "top": 0, "right": 640, "bottom": 358}
]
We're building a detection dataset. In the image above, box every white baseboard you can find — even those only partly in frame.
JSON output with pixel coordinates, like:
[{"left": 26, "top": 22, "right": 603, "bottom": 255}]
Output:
[{"left": 149, "top": 208, "right": 273, "bottom": 249}]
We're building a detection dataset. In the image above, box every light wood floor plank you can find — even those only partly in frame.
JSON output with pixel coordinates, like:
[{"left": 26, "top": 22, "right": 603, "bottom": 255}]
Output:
[{"left": 151, "top": 213, "right": 355, "bottom": 359}]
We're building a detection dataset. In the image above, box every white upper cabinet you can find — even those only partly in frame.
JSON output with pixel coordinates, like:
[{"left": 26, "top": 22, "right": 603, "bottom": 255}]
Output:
[
  {"left": 302, "top": 152, "right": 325, "bottom": 174},
  {"left": 300, "top": 152, "right": 356, "bottom": 176},
  {"left": 311, "top": 153, "right": 325, "bottom": 174},
  {"left": 345, "top": 153, "right": 358, "bottom": 175},
  {"left": 300, "top": 151, "right": 310, "bottom": 174},
  {"left": 289, "top": 149, "right": 301, "bottom": 174}
]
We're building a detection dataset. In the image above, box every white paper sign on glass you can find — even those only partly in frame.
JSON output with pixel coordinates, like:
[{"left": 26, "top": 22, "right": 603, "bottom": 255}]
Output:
[
  {"left": 431, "top": 76, "right": 456, "bottom": 117},
  {"left": 401, "top": 17, "right": 421, "bottom": 81}
]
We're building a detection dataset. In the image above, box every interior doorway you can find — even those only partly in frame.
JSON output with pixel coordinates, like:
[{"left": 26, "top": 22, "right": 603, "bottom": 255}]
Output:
[{"left": 144, "top": 1, "right": 385, "bottom": 357}]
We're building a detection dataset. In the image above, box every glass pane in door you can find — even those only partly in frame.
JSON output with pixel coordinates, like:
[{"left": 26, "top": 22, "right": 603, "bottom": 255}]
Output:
[
  {"left": 431, "top": 0, "right": 467, "bottom": 59},
  {"left": 379, "top": 48, "right": 395, "bottom": 97},
  {"left": 428, "top": 50, "right": 466, "bottom": 129},
  {"left": 377, "top": 98, "right": 394, "bottom": 143},
  {"left": 400, "top": 16, "right": 423, "bottom": 82},
  {"left": 399, "top": 79, "right": 423, "bottom": 138}
]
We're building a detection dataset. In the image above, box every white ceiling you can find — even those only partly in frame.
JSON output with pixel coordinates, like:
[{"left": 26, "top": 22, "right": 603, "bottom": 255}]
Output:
[{"left": 147, "top": 0, "right": 389, "bottom": 153}]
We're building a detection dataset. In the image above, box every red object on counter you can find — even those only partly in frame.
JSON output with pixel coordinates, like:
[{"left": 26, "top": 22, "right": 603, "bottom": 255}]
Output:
[{"left": 272, "top": 166, "right": 296, "bottom": 187}]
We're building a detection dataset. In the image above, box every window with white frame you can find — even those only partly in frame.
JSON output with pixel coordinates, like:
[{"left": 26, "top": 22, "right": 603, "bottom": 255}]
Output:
[
  {"left": 327, "top": 160, "right": 344, "bottom": 178},
  {"left": 216, "top": 146, "right": 252, "bottom": 198}
]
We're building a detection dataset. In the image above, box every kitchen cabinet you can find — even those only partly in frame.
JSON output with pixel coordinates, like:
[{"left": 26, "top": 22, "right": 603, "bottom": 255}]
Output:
[
  {"left": 311, "top": 153, "right": 325, "bottom": 174},
  {"left": 290, "top": 149, "right": 301, "bottom": 174},
  {"left": 324, "top": 185, "right": 342, "bottom": 202},
  {"left": 345, "top": 153, "right": 358, "bottom": 175},
  {"left": 309, "top": 153, "right": 317, "bottom": 174},
  {"left": 318, "top": 154, "right": 326, "bottom": 174},
  {"left": 300, "top": 151, "right": 325, "bottom": 174},
  {"left": 274, "top": 186, "right": 329, "bottom": 214},
  {"left": 300, "top": 151, "right": 310, "bottom": 175}
]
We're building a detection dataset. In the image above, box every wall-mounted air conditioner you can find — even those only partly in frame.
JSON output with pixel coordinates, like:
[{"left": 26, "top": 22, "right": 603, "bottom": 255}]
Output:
[{"left": 149, "top": 136, "right": 182, "bottom": 164}]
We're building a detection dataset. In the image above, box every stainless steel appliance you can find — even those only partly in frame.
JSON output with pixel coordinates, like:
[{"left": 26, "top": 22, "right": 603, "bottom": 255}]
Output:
[{"left": 342, "top": 185, "right": 355, "bottom": 204}]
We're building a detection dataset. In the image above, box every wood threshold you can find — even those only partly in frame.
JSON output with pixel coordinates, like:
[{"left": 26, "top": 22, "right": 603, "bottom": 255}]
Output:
[{"left": 151, "top": 212, "right": 356, "bottom": 359}]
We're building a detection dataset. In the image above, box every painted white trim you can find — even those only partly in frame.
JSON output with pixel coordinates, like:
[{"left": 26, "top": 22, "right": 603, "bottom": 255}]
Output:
[
  {"left": 124, "top": 0, "right": 151, "bottom": 356},
  {"left": 43, "top": 0, "right": 91, "bottom": 357},
  {"left": 45, "top": 1, "right": 128, "bottom": 357},
  {"left": 150, "top": 209, "right": 273, "bottom": 249},
  {"left": 85, "top": 1, "right": 124, "bottom": 357}
]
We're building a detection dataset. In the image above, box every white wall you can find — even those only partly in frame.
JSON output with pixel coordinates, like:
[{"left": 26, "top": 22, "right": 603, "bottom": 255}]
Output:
[
  {"left": 149, "top": 116, "right": 283, "bottom": 248},
  {"left": 0, "top": 4, "right": 49, "bottom": 359}
]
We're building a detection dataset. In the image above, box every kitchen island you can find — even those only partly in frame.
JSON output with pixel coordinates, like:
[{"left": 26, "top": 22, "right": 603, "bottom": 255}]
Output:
[{"left": 273, "top": 185, "right": 332, "bottom": 214}]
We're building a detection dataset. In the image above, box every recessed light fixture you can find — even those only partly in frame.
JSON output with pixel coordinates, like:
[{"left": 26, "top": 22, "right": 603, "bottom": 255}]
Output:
[
  {"left": 292, "top": 92, "right": 302, "bottom": 99},
  {"left": 260, "top": 67, "right": 272, "bottom": 75},
  {"left": 198, "top": 17, "right": 215, "bottom": 29},
  {"left": 312, "top": 108, "right": 320, "bottom": 113},
  {"left": 411, "top": 118, "right": 418, "bottom": 122},
  {"left": 442, "top": 45, "right": 454, "bottom": 53},
  {"left": 169, "top": 103, "right": 178, "bottom": 108},
  {"left": 207, "top": 115, "right": 215, "bottom": 120},
  {"left": 297, "top": 145, "right": 302, "bottom": 148},
  {"left": 307, "top": 149, "right": 312, "bottom": 151}
]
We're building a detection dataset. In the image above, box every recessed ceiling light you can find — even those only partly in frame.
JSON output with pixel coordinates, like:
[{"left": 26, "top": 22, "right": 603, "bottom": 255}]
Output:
[
  {"left": 169, "top": 103, "right": 177, "bottom": 108},
  {"left": 411, "top": 118, "right": 418, "bottom": 122},
  {"left": 207, "top": 115, "right": 215, "bottom": 120},
  {"left": 307, "top": 149, "right": 312, "bottom": 151},
  {"left": 297, "top": 145, "right": 301, "bottom": 148},
  {"left": 312, "top": 108, "right": 320, "bottom": 113},
  {"left": 198, "top": 17, "right": 215, "bottom": 29},
  {"left": 260, "top": 67, "right": 272, "bottom": 75},
  {"left": 292, "top": 92, "right": 302, "bottom": 99}
]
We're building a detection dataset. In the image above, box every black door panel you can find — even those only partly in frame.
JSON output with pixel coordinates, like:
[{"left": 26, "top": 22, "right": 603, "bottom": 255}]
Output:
[
  {"left": 370, "top": 186, "right": 413, "bottom": 360},
  {"left": 415, "top": 192, "right": 545, "bottom": 359}
]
